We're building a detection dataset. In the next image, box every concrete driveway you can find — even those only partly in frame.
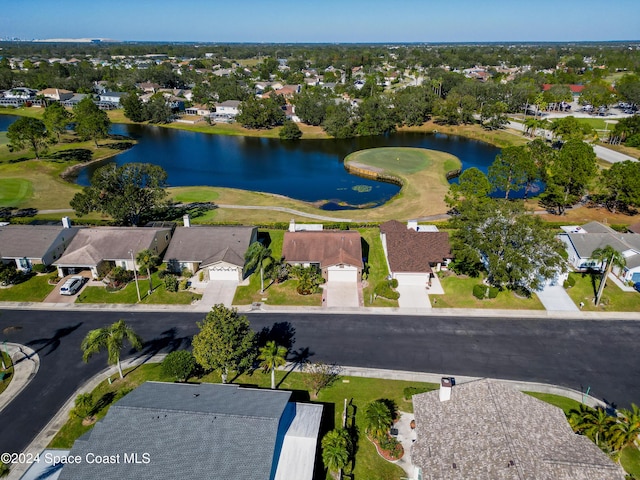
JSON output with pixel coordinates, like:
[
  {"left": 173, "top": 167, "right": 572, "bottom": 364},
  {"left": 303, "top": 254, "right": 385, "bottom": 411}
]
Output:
[
  {"left": 536, "top": 284, "right": 579, "bottom": 311},
  {"left": 324, "top": 281, "right": 360, "bottom": 308},
  {"left": 397, "top": 285, "right": 431, "bottom": 309},
  {"left": 43, "top": 274, "right": 89, "bottom": 303},
  {"left": 201, "top": 280, "right": 238, "bottom": 307}
]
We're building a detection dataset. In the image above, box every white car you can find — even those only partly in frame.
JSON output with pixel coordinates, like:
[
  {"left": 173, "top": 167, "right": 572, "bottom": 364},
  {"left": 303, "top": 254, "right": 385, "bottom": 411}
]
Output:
[{"left": 60, "top": 276, "right": 85, "bottom": 296}]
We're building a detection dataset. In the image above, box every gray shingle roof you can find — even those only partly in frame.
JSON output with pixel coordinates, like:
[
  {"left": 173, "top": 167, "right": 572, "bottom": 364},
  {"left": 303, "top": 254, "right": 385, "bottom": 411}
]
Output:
[
  {"left": 54, "top": 227, "right": 171, "bottom": 267},
  {"left": 411, "top": 379, "right": 625, "bottom": 480},
  {"left": 0, "top": 225, "right": 77, "bottom": 259},
  {"left": 58, "top": 383, "right": 292, "bottom": 480},
  {"left": 163, "top": 226, "right": 256, "bottom": 268}
]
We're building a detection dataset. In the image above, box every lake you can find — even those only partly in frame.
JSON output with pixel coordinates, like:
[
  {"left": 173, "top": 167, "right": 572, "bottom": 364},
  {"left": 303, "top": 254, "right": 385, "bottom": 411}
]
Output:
[{"left": 0, "top": 115, "right": 505, "bottom": 209}]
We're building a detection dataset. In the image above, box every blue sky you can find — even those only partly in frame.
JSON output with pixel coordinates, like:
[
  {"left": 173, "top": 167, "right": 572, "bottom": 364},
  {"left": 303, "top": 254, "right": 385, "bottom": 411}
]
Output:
[{"left": 2, "top": 0, "right": 638, "bottom": 42}]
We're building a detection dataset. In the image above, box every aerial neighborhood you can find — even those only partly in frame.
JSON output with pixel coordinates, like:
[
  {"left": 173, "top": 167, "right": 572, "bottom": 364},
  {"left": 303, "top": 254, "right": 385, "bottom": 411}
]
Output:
[{"left": 1, "top": 28, "right": 640, "bottom": 480}]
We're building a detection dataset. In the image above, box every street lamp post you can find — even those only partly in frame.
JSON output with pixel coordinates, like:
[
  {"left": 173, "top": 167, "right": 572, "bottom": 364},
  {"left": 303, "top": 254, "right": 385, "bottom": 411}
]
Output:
[{"left": 129, "top": 250, "right": 141, "bottom": 303}]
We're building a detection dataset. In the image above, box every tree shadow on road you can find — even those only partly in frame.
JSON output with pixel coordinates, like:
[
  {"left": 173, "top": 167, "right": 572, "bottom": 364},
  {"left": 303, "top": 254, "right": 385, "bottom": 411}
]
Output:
[{"left": 25, "top": 322, "right": 83, "bottom": 359}]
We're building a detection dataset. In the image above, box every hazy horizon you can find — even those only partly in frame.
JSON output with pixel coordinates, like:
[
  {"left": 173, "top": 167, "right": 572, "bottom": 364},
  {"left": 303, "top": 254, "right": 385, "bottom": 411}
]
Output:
[{"left": 2, "top": 0, "right": 639, "bottom": 44}]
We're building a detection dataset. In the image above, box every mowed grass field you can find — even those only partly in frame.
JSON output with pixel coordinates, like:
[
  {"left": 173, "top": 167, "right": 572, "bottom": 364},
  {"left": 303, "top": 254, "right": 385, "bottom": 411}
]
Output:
[
  {"left": 343, "top": 147, "right": 460, "bottom": 220},
  {"left": 0, "top": 178, "right": 33, "bottom": 207}
]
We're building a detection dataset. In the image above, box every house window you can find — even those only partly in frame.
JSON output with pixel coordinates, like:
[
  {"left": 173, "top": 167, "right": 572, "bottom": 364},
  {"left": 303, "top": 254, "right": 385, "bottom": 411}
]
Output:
[{"left": 121, "top": 261, "right": 127, "bottom": 268}]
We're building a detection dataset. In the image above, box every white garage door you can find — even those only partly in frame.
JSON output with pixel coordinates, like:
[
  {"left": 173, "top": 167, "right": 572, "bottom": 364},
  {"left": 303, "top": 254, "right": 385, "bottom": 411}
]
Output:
[
  {"left": 327, "top": 265, "right": 358, "bottom": 283},
  {"left": 208, "top": 266, "right": 240, "bottom": 282},
  {"left": 395, "top": 273, "right": 429, "bottom": 286}
]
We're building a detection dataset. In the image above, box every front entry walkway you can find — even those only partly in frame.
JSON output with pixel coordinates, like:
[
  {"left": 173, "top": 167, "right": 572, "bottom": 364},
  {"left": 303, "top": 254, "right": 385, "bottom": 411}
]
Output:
[
  {"left": 201, "top": 280, "right": 238, "bottom": 307},
  {"left": 536, "top": 284, "right": 579, "bottom": 311}
]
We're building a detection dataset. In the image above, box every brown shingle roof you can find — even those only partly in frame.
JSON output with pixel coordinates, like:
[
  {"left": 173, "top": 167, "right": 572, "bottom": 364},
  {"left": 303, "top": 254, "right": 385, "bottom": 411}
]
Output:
[
  {"left": 282, "top": 231, "right": 362, "bottom": 269},
  {"left": 628, "top": 222, "right": 640, "bottom": 234},
  {"left": 380, "top": 220, "right": 451, "bottom": 273}
]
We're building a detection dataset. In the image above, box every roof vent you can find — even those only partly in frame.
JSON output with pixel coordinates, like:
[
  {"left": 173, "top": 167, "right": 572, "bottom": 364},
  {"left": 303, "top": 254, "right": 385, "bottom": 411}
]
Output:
[{"left": 289, "top": 219, "right": 296, "bottom": 232}]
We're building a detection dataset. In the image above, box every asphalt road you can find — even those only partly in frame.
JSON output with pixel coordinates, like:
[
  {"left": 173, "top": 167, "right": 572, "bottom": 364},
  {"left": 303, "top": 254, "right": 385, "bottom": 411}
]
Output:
[{"left": 1, "top": 309, "right": 639, "bottom": 455}]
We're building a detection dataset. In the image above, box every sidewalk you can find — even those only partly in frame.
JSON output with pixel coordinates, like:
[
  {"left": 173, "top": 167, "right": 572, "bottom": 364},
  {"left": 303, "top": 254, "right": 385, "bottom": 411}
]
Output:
[
  {"left": 2, "top": 300, "right": 640, "bottom": 319},
  {"left": 0, "top": 344, "right": 38, "bottom": 414}
]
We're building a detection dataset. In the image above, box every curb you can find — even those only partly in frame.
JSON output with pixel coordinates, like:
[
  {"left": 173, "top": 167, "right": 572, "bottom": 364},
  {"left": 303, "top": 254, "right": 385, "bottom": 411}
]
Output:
[{"left": 0, "top": 344, "right": 39, "bottom": 414}]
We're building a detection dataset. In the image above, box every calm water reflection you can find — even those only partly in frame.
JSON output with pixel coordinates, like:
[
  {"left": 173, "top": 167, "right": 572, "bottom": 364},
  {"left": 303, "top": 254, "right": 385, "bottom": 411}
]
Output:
[{"left": 1, "top": 115, "right": 504, "bottom": 208}]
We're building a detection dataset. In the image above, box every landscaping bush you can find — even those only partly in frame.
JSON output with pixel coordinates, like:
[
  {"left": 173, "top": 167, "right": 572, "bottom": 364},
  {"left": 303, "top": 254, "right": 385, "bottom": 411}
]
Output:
[
  {"left": 163, "top": 274, "right": 179, "bottom": 293},
  {"left": 403, "top": 386, "right": 433, "bottom": 400},
  {"left": 71, "top": 393, "right": 94, "bottom": 420},
  {"left": 31, "top": 264, "right": 47, "bottom": 274},
  {"left": 378, "top": 435, "right": 403, "bottom": 459},
  {"left": 198, "top": 271, "right": 204, "bottom": 282},
  {"left": 162, "top": 350, "right": 196, "bottom": 382},
  {"left": 179, "top": 279, "right": 189, "bottom": 290},
  {"left": 563, "top": 275, "right": 576, "bottom": 289},
  {"left": 487, "top": 286, "right": 499, "bottom": 299},
  {"left": 473, "top": 284, "right": 487, "bottom": 299},
  {"left": 110, "top": 266, "right": 133, "bottom": 286},
  {"left": 181, "top": 268, "right": 192, "bottom": 278},
  {"left": 374, "top": 280, "right": 400, "bottom": 300},
  {"left": 389, "top": 278, "right": 399, "bottom": 288}
]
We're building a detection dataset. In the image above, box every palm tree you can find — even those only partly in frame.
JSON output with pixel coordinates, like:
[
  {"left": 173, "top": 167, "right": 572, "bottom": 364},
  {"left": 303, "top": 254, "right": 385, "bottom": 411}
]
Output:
[
  {"left": 244, "top": 242, "right": 272, "bottom": 294},
  {"left": 364, "top": 400, "right": 393, "bottom": 440},
  {"left": 321, "top": 428, "right": 352, "bottom": 474},
  {"left": 591, "top": 245, "right": 626, "bottom": 306},
  {"left": 612, "top": 403, "right": 640, "bottom": 451},
  {"left": 136, "top": 249, "right": 161, "bottom": 295},
  {"left": 258, "top": 340, "right": 287, "bottom": 389},
  {"left": 81, "top": 319, "right": 143, "bottom": 379},
  {"left": 573, "top": 406, "right": 617, "bottom": 450}
]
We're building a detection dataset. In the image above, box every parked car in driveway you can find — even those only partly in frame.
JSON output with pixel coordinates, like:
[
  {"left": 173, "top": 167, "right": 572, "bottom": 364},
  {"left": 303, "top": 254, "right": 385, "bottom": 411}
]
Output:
[
  {"left": 634, "top": 282, "right": 640, "bottom": 293},
  {"left": 60, "top": 276, "right": 85, "bottom": 295}
]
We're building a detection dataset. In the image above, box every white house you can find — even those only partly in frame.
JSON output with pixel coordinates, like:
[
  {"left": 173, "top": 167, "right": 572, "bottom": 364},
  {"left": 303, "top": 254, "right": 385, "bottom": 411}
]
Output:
[
  {"left": 99, "top": 91, "right": 127, "bottom": 106},
  {"left": 559, "top": 221, "right": 640, "bottom": 284},
  {"left": 4, "top": 87, "right": 37, "bottom": 99},
  {"left": 214, "top": 100, "right": 241, "bottom": 117}
]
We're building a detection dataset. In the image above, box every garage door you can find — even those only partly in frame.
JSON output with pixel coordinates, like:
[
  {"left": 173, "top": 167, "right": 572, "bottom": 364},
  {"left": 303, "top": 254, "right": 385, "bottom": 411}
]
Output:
[
  {"left": 327, "top": 265, "right": 358, "bottom": 283},
  {"left": 395, "top": 273, "right": 429, "bottom": 286},
  {"left": 208, "top": 266, "right": 240, "bottom": 282}
]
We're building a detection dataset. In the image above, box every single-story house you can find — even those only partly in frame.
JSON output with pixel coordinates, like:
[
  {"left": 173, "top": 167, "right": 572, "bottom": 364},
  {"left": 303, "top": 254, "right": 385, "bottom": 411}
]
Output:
[
  {"left": 0, "top": 219, "right": 79, "bottom": 272},
  {"left": 379, "top": 220, "right": 451, "bottom": 286},
  {"left": 53, "top": 227, "right": 172, "bottom": 279},
  {"left": 37, "top": 88, "right": 74, "bottom": 102},
  {"left": 184, "top": 104, "right": 213, "bottom": 116},
  {"left": 4, "top": 87, "right": 37, "bottom": 99},
  {"left": 281, "top": 230, "right": 363, "bottom": 283},
  {"left": 411, "top": 378, "right": 625, "bottom": 480},
  {"left": 559, "top": 221, "right": 640, "bottom": 283},
  {"left": 61, "top": 93, "right": 89, "bottom": 107},
  {"left": 163, "top": 219, "right": 257, "bottom": 282},
  {"left": 56, "top": 382, "right": 323, "bottom": 480},
  {"left": 136, "top": 82, "right": 161, "bottom": 93}
]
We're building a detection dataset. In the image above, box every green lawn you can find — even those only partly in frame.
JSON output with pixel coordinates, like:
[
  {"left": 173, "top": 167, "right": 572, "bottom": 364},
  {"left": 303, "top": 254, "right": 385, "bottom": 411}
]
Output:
[
  {"left": 347, "top": 147, "right": 432, "bottom": 175},
  {"left": 0, "top": 131, "right": 8, "bottom": 146},
  {"left": 0, "top": 273, "right": 56, "bottom": 302},
  {"left": 524, "top": 392, "right": 582, "bottom": 415},
  {"left": 50, "top": 362, "right": 436, "bottom": 480},
  {"left": 233, "top": 230, "right": 322, "bottom": 306},
  {"left": 433, "top": 273, "right": 545, "bottom": 310},
  {"left": 0, "top": 178, "right": 33, "bottom": 207},
  {"left": 565, "top": 272, "right": 640, "bottom": 312},
  {"left": 0, "top": 350, "right": 14, "bottom": 396},
  {"left": 76, "top": 272, "right": 201, "bottom": 305},
  {"left": 170, "top": 187, "right": 220, "bottom": 204},
  {"left": 359, "top": 228, "right": 398, "bottom": 307},
  {"left": 621, "top": 445, "right": 640, "bottom": 477}
]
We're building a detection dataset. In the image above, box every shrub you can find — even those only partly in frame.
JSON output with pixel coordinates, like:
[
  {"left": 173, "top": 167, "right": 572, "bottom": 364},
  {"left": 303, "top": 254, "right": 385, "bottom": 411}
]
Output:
[
  {"left": 389, "top": 278, "right": 399, "bottom": 288},
  {"left": 181, "top": 268, "right": 192, "bottom": 278},
  {"left": 0, "top": 264, "right": 19, "bottom": 286},
  {"left": 162, "top": 350, "right": 196, "bottom": 382},
  {"left": 403, "top": 386, "right": 433, "bottom": 400},
  {"left": 378, "top": 435, "right": 403, "bottom": 459},
  {"left": 164, "top": 274, "right": 179, "bottom": 292},
  {"left": 473, "top": 284, "right": 487, "bottom": 299},
  {"left": 487, "top": 286, "right": 499, "bottom": 299},
  {"left": 375, "top": 280, "right": 400, "bottom": 300},
  {"left": 279, "top": 120, "right": 302, "bottom": 140},
  {"left": 32, "top": 264, "right": 47, "bottom": 274},
  {"left": 179, "top": 279, "right": 189, "bottom": 290},
  {"left": 198, "top": 271, "right": 205, "bottom": 282},
  {"left": 110, "top": 266, "right": 133, "bottom": 285},
  {"left": 563, "top": 275, "right": 576, "bottom": 289}
]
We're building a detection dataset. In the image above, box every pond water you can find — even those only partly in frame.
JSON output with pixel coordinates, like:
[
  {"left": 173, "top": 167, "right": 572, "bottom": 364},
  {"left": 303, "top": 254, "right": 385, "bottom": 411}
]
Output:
[{"left": 1, "top": 114, "right": 511, "bottom": 209}]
